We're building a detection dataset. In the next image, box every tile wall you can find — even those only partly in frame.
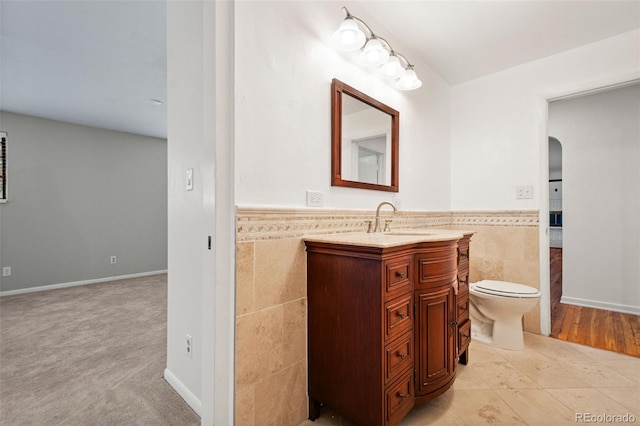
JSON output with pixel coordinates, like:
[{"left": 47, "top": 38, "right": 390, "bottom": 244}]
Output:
[{"left": 234, "top": 207, "right": 540, "bottom": 426}]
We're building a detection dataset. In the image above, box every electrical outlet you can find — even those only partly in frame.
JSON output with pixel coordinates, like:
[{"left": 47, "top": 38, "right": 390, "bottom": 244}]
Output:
[
  {"left": 2, "top": 267, "right": 11, "bottom": 277},
  {"left": 186, "top": 334, "right": 193, "bottom": 358},
  {"left": 110, "top": 256, "right": 117, "bottom": 264},
  {"left": 515, "top": 185, "right": 534, "bottom": 200},
  {"left": 306, "top": 190, "right": 323, "bottom": 207}
]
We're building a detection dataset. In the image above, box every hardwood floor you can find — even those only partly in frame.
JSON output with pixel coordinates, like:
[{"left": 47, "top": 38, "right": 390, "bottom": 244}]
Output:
[{"left": 550, "top": 247, "right": 640, "bottom": 358}]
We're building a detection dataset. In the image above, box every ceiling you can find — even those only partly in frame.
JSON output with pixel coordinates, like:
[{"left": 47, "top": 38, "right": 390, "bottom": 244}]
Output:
[{"left": 1, "top": 1, "right": 638, "bottom": 139}]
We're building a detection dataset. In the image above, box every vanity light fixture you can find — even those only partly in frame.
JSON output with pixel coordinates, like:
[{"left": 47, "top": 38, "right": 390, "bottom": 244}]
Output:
[{"left": 332, "top": 6, "right": 422, "bottom": 91}]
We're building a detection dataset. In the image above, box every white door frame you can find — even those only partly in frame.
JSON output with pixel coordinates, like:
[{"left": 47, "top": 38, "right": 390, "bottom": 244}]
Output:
[{"left": 536, "top": 72, "right": 640, "bottom": 336}]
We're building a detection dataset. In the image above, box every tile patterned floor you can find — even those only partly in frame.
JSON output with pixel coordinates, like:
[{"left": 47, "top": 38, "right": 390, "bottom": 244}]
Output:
[{"left": 301, "top": 333, "right": 640, "bottom": 425}]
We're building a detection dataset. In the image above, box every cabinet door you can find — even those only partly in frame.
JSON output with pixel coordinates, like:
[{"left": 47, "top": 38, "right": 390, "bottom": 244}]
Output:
[{"left": 414, "top": 286, "right": 455, "bottom": 397}]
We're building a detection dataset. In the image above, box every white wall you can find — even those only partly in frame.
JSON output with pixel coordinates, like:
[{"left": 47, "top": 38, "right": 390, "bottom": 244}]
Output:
[
  {"left": 166, "top": 0, "right": 211, "bottom": 415},
  {"left": 549, "top": 84, "right": 640, "bottom": 314},
  {"left": 165, "top": 1, "right": 236, "bottom": 423},
  {"left": 0, "top": 112, "right": 167, "bottom": 293},
  {"left": 450, "top": 30, "right": 640, "bottom": 211},
  {"left": 235, "top": 1, "right": 452, "bottom": 211}
]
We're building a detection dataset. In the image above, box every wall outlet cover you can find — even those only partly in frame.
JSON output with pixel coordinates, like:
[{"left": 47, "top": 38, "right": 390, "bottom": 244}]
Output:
[
  {"left": 306, "top": 190, "right": 323, "bottom": 207},
  {"left": 2, "top": 267, "right": 11, "bottom": 277}
]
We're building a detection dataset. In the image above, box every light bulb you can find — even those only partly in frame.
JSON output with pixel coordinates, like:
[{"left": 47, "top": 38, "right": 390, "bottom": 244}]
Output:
[
  {"left": 358, "top": 38, "right": 389, "bottom": 67},
  {"left": 332, "top": 19, "right": 366, "bottom": 51},
  {"left": 395, "top": 69, "right": 422, "bottom": 91},
  {"left": 379, "top": 56, "right": 405, "bottom": 79}
]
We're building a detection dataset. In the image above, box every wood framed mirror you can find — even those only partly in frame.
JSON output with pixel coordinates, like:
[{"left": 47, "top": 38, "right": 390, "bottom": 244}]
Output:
[{"left": 331, "top": 79, "right": 399, "bottom": 192}]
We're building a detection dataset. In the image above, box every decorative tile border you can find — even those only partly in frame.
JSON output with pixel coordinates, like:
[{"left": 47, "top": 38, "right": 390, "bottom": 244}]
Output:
[
  {"left": 236, "top": 207, "right": 539, "bottom": 241},
  {"left": 451, "top": 210, "right": 540, "bottom": 228}
]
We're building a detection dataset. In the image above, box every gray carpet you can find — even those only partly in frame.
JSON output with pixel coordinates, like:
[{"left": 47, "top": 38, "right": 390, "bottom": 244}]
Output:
[{"left": 0, "top": 274, "right": 200, "bottom": 426}]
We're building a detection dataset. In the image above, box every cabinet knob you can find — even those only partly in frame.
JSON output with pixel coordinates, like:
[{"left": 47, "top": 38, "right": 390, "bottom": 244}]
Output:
[
  {"left": 397, "top": 351, "right": 406, "bottom": 359},
  {"left": 450, "top": 319, "right": 458, "bottom": 327},
  {"left": 396, "top": 311, "right": 406, "bottom": 319},
  {"left": 395, "top": 270, "right": 406, "bottom": 279},
  {"left": 397, "top": 392, "right": 409, "bottom": 399}
]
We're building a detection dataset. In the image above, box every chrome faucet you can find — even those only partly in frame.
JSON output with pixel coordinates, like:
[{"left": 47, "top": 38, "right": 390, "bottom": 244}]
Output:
[{"left": 371, "top": 201, "right": 397, "bottom": 233}]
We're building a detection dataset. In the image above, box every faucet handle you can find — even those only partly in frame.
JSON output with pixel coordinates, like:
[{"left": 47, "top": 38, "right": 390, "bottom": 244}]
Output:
[
  {"left": 366, "top": 220, "right": 374, "bottom": 233},
  {"left": 384, "top": 220, "right": 392, "bottom": 232}
]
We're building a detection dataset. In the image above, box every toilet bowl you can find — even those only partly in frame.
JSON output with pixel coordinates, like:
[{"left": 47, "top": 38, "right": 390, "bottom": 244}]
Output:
[{"left": 469, "top": 280, "right": 541, "bottom": 350}]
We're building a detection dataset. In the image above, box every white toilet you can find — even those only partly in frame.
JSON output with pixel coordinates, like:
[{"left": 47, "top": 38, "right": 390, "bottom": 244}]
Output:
[{"left": 469, "top": 280, "right": 541, "bottom": 350}]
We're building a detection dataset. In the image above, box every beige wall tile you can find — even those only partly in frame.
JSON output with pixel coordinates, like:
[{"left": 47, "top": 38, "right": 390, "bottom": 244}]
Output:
[
  {"left": 236, "top": 306, "right": 284, "bottom": 386},
  {"left": 254, "top": 360, "right": 307, "bottom": 426},
  {"left": 254, "top": 238, "right": 306, "bottom": 310},
  {"left": 236, "top": 242, "right": 255, "bottom": 315},
  {"left": 235, "top": 384, "right": 255, "bottom": 426},
  {"left": 523, "top": 227, "right": 539, "bottom": 262},
  {"left": 485, "top": 227, "right": 525, "bottom": 261},
  {"left": 524, "top": 306, "right": 541, "bottom": 334},
  {"left": 502, "top": 260, "right": 540, "bottom": 289},
  {"left": 283, "top": 298, "right": 307, "bottom": 368},
  {"left": 470, "top": 257, "right": 505, "bottom": 283}
]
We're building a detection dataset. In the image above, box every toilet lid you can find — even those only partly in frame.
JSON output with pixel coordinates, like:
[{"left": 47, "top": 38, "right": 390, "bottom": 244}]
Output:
[{"left": 472, "top": 280, "right": 540, "bottom": 298}]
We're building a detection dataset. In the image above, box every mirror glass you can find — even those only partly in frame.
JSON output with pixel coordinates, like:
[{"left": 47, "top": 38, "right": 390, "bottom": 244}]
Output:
[{"left": 331, "top": 79, "right": 399, "bottom": 192}]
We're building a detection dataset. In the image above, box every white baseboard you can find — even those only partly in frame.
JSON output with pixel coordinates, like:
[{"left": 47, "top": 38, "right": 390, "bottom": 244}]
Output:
[
  {"left": 0, "top": 270, "right": 168, "bottom": 297},
  {"left": 164, "top": 368, "right": 202, "bottom": 416},
  {"left": 560, "top": 295, "right": 640, "bottom": 315}
]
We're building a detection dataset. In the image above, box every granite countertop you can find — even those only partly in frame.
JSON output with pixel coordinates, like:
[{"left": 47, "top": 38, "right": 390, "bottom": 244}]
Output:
[{"left": 303, "top": 229, "right": 473, "bottom": 248}]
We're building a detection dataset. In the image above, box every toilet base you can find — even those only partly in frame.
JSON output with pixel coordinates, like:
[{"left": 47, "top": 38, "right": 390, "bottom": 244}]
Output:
[
  {"left": 470, "top": 317, "right": 525, "bottom": 351},
  {"left": 490, "top": 317, "right": 525, "bottom": 351}
]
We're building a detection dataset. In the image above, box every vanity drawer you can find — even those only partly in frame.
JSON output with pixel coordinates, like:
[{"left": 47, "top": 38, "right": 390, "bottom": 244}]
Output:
[
  {"left": 384, "top": 331, "right": 413, "bottom": 384},
  {"left": 385, "top": 372, "right": 414, "bottom": 425},
  {"left": 458, "top": 244, "right": 470, "bottom": 268},
  {"left": 384, "top": 294, "right": 412, "bottom": 341},
  {"left": 457, "top": 289, "right": 469, "bottom": 323},
  {"left": 384, "top": 257, "right": 412, "bottom": 300},
  {"left": 458, "top": 319, "right": 471, "bottom": 354},
  {"left": 415, "top": 251, "right": 458, "bottom": 288},
  {"left": 458, "top": 272, "right": 469, "bottom": 293}
]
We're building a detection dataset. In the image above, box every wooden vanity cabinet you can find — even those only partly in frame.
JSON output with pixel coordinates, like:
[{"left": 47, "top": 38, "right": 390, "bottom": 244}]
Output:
[
  {"left": 306, "top": 244, "right": 415, "bottom": 426},
  {"left": 456, "top": 235, "right": 472, "bottom": 365},
  {"left": 413, "top": 241, "right": 458, "bottom": 401},
  {"left": 305, "top": 234, "right": 472, "bottom": 426}
]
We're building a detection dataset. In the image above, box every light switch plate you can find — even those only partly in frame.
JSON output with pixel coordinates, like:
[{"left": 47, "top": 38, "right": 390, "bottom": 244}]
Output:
[
  {"left": 515, "top": 185, "right": 534, "bottom": 199},
  {"left": 186, "top": 168, "right": 194, "bottom": 191}
]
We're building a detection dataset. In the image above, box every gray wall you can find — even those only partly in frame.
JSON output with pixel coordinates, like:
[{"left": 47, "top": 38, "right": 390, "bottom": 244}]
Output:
[{"left": 0, "top": 112, "right": 167, "bottom": 292}]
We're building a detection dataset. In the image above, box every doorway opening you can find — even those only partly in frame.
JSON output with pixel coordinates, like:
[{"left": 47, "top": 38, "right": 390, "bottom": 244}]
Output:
[{"left": 545, "top": 83, "right": 640, "bottom": 358}]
